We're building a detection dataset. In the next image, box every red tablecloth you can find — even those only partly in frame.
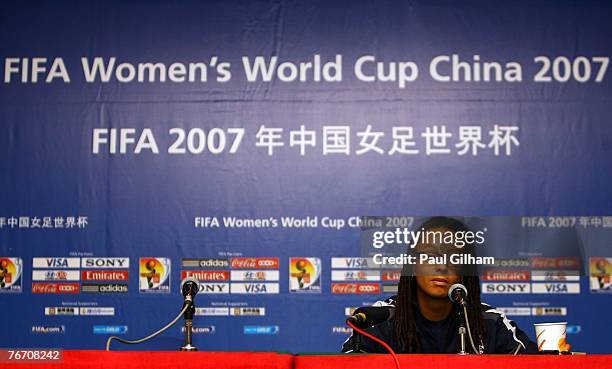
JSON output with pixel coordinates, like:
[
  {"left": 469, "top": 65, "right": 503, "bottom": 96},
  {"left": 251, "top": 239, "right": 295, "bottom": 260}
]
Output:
[
  {"left": 9, "top": 351, "right": 293, "bottom": 369},
  {"left": 7, "top": 351, "right": 612, "bottom": 369},
  {"left": 295, "top": 354, "right": 612, "bottom": 369}
]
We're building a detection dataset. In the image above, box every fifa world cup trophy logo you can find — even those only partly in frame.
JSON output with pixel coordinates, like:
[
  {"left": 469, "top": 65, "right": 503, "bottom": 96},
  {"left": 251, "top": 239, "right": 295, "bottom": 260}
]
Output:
[
  {"left": 595, "top": 259, "right": 608, "bottom": 289},
  {"left": 144, "top": 259, "right": 157, "bottom": 288},
  {"left": 294, "top": 259, "right": 308, "bottom": 289},
  {"left": 0, "top": 259, "right": 8, "bottom": 288}
]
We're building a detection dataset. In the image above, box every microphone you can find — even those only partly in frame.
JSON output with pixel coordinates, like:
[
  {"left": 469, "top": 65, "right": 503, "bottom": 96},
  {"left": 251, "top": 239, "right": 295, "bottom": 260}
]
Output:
[
  {"left": 346, "top": 306, "right": 395, "bottom": 328},
  {"left": 180, "top": 277, "right": 200, "bottom": 302},
  {"left": 179, "top": 277, "right": 199, "bottom": 352},
  {"left": 448, "top": 283, "right": 468, "bottom": 306}
]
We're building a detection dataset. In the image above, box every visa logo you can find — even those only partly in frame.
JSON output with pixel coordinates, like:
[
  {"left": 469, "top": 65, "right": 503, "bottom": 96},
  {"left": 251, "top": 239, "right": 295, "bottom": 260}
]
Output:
[
  {"left": 531, "top": 283, "right": 580, "bottom": 294},
  {"left": 346, "top": 259, "right": 367, "bottom": 268},
  {"left": 47, "top": 259, "right": 68, "bottom": 267},
  {"left": 33, "top": 257, "right": 80, "bottom": 268},
  {"left": 332, "top": 257, "right": 374, "bottom": 269},
  {"left": 245, "top": 284, "right": 267, "bottom": 293},
  {"left": 547, "top": 284, "right": 567, "bottom": 293},
  {"left": 230, "top": 282, "right": 279, "bottom": 294}
]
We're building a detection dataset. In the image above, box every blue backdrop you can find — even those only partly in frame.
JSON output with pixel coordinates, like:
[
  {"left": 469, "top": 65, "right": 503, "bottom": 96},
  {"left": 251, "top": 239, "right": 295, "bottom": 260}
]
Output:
[{"left": 1, "top": 0, "right": 611, "bottom": 354}]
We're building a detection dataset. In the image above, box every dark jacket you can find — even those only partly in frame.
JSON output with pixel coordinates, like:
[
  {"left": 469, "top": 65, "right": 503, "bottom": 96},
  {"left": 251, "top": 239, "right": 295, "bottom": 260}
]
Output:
[{"left": 342, "top": 296, "right": 538, "bottom": 354}]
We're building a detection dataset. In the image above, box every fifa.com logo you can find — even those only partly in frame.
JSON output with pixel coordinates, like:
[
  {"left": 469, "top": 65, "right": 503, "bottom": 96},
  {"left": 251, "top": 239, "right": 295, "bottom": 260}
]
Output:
[{"left": 371, "top": 228, "right": 487, "bottom": 249}]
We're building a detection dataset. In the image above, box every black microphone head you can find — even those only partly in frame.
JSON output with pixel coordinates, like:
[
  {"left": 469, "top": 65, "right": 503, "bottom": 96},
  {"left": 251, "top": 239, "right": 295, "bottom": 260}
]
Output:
[
  {"left": 347, "top": 312, "right": 367, "bottom": 324},
  {"left": 448, "top": 283, "right": 468, "bottom": 304},
  {"left": 181, "top": 277, "right": 200, "bottom": 298},
  {"left": 350, "top": 306, "right": 395, "bottom": 328}
]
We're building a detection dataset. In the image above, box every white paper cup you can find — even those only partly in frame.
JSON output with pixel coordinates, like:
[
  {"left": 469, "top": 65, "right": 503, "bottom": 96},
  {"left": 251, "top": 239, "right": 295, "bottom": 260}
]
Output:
[{"left": 534, "top": 322, "right": 569, "bottom": 352}]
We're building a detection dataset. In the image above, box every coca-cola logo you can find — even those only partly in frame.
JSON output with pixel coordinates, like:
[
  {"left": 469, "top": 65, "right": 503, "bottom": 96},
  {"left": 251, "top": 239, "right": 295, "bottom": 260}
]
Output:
[
  {"left": 531, "top": 257, "right": 580, "bottom": 269},
  {"left": 32, "top": 283, "right": 80, "bottom": 294},
  {"left": 531, "top": 258, "right": 556, "bottom": 268},
  {"left": 557, "top": 258, "right": 580, "bottom": 268},
  {"left": 32, "top": 283, "right": 57, "bottom": 293},
  {"left": 230, "top": 258, "right": 279, "bottom": 269},
  {"left": 332, "top": 284, "right": 357, "bottom": 294},
  {"left": 332, "top": 283, "right": 380, "bottom": 294}
]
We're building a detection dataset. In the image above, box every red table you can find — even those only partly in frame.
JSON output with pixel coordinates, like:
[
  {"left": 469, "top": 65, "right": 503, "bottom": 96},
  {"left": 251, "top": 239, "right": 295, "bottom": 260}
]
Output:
[
  {"left": 295, "top": 354, "right": 612, "bottom": 369},
  {"left": 9, "top": 351, "right": 293, "bottom": 369},
  {"left": 7, "top": 351, "right": 612, "bottom": 369}
]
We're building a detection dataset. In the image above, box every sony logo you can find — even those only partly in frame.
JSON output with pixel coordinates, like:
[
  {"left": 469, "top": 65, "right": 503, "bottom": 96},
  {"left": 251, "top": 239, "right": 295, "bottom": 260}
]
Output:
[{"left": 82, "top": 258, "right": 129, "bottom": 268}]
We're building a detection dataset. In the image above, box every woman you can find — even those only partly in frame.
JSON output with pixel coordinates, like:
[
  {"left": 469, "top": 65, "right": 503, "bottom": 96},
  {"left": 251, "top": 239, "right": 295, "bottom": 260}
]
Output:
[{"left": 342, "top": 217, "right": 538, "bottom": 354}]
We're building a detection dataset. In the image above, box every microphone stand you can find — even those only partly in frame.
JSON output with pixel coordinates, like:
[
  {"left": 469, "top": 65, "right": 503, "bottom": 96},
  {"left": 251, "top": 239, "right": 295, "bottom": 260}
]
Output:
[
  {"left": 346, "top": 317, "right": 367, "bottom": 353},
  {"left": 180, "top": 295, "right": 197, "bottom": 351},
  {"left": 352, "top": 329, "right": 364, "bottom": 353},
  {"left": 456, "top": 307, "right": 468, "bottom": 355},
  {"left": 449, "top": 284, "right": 480, "bottom": 355}
]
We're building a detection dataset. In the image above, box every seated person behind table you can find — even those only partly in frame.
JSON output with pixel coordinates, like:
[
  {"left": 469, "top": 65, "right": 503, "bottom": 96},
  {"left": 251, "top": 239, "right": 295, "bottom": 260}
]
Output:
[{"left": 342, "top": 217, "right": 538, "bottom": 354}]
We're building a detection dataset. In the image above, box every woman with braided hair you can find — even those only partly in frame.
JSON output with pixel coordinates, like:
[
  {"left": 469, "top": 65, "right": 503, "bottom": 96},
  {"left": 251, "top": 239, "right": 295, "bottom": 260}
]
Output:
[{"left": 342, "top": 217, "right": 537, "bottom": 354}]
